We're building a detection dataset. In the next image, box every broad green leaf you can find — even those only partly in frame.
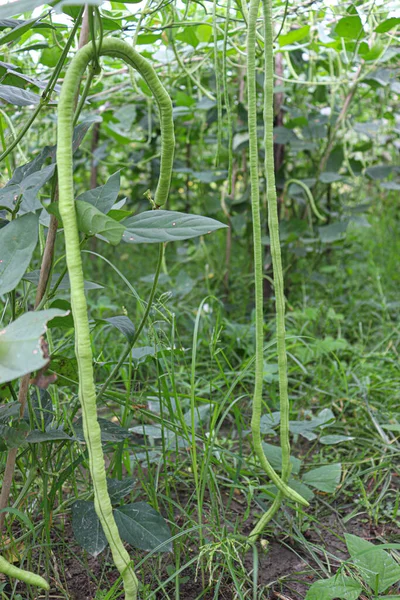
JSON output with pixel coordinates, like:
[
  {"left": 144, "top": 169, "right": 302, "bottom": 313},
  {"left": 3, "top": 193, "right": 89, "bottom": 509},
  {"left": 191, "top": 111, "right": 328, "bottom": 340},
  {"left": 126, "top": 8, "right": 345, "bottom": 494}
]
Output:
[
  {"left": 262, "top": 443, "right": 302, "bottom": 475},
  {"left": 365, "top": 165, "right": 394, "bottom": 180},
  {"left": 345, "top": 534, "right": 400, "bottom": 594},
  {"left": 136, "top": 34, "right": 160, "bottom": 44},
  {"left": 335, "top": 16, "right": 364, "bottom": 39},
  {"left": 196, "top": 24, "right": 212, "bottom": 43},
  {"left": 77, "top": 171, "right": 121, "bottom": 214},
  {"left": 0, "top": 214, "right": 38, "bottom": 295},
  {"left": 302, "top": 463, "right": 341, "bottom": 493},
  {"left": 75, "top": 201, "right": 125, "bottom": 245},
  {"left": 279, "top": 25, "right": 310, "bottom": 46},
  {"left": 0, "top": 164, "right": 55, "bottom": 212},
  {"left": 0, "top": 402, "right": 19, "bottom": 421},
  {"left": 305, "top": 575, "right": 362, "bottom": 600},
  {"left": 72, "top": 500, "right": 108, "bottom": 557},
  {"left": 0, "top": 309, "right": 66, "bottom": 384},
  {"left": 318, "top": 221, "right": 348, "bottom": 243},
  {"left": 176, "top": 27, "right": 199, "bottom": 47},
  {"left": 0, "top": 84, "right": 41, "bottom": 106},
  {"left": 131, "top": 346, "right": 157, "bottom": 364},
  {"left": 114, "top": 502, "right": 172, "bottom": 552},
  {"left": 74, "top": 417, "right": 130, "bottom": 444},
  {"left": 375, "top": 18, "right": 400, "bottom": 33},
  {"left": 107, "top": 478, "right": 135, "bottom": 503},
  {"left": 320, "top": 172, "right": 343, "bottom": 183},
  {"left": 102, "top": 316, "right": 135, "bottom": 345},
  {"left": 122, "top": 210, "right": 227, "bottom": 244}
]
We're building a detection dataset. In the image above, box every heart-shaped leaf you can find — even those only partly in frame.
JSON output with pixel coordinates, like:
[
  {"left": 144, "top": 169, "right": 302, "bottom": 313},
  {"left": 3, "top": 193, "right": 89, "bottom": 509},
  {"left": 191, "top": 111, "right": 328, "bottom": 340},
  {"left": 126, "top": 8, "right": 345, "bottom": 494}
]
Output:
[
  {"left": 114, "top": 502, "right": 172, "bottom": 552},
  {"left": 0, "top": 213, "right": 38, "bottom": 295},
  {"left": 122, "top": 210, "right": 227, "bottom": 244}
]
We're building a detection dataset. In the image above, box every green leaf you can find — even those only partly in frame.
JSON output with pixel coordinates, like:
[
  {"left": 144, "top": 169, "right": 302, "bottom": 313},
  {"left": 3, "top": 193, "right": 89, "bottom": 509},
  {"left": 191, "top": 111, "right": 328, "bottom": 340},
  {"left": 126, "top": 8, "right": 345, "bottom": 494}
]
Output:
[
  {"left": 320, "top": 435, "right": 355, "bottom": 445},
  {"left": 73, "top": 417, "right": 130, "bottom": 444},
  {"left": 136, "top": 33, "right": 160, "bottom": 44},
  {"left": 0, "top": 164, "right": 56, "bottom": 212},
  {"left": 122, "top": 210, "right": 227, "bottom": 244},
  {"left": 345, "top": 534, "right": 400, "bottom": 594},
  {"left": 375, "top": 18, "right": 400, "bottom": 33},
  {"left": 320, "top": 171, "right": 343, "bottom": 183},
  {"left": 0, "top": 213, "right": 38, "bottom": 295},
  {"left": 23, "top": 270, "right": 103, "bottom": 292},
  {"left": 318, "top": 221, "right": 348, "bottom": 243},
  {"left": 195, "top": 24, "right": 212, "bottom": 43},
  {"left": 72, "top": 500, "right": 108, "bottom": 557},
  {"left": 102, "top": 316, "right": 135, "bottom": 345},
  {"left": 365, "top": 165, "right": 394, "bottom": 180},
  {"left": 114, "top": 502, "right": 172, "bottom": 552},
  {"left": 335, "top": 16, "right": 364, "bottom": 39},
  {"left": 0, "top": 310, "right": 67, "bottom": 384},
  {"left": 289, "top": 408, "right": 335, "bottom": 441},
  {"left": 262, "top": 443, "right": 302, "bottom": 475},
  {"left": 0, "top": 16, "right": 41, "bottom": 45},
  {"left": 107, "top": 478, "right": 135, "bottom": 503},
  {"left": 26, "top": 429, "right": 73, "bottom": 443},
  {"left": 305, "top": 575, "right": 362, "bottom": 600},
  {"left": 75, "top": 201, "right": 125, "bottom": 245},
  {"left": 279, "top": 25, "right": 310, "bottom": 46},
  {"left": 0, "top": 422, "right": 29, "bottom": 449},
  {"left": 259, "top": 412, "right": 280, "bottom": 434},
  {"left": 0, "top": 84, "right": 41, "bottom": 106},
  {"left": 302, "top": 463, "right": 341, "bottom": 493},
  {"left": 77, "top": 171, "right": 121, "bottom": 214}
]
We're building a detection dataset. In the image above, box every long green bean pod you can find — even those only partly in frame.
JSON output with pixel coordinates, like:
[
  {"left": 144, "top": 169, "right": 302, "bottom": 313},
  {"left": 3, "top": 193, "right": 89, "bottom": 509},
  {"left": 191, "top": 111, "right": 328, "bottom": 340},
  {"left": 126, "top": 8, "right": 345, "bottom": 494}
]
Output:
[
  {"left": 0, "top": 557, "right": 49, "bottom": 591},
  {"left": 246, "top": 0, "right": 308, "bottom": 509},
  {"left": 57, "top": 38, "right": 174, "bottom": 599}
]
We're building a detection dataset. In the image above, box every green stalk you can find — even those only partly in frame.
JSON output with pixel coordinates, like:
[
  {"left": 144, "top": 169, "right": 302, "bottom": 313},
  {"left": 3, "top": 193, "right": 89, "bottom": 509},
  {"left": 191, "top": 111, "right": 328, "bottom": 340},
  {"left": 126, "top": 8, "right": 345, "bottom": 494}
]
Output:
[
  {"left": 57, "top": 38, "right": 174, "bottom": 600},
  {"left": 246, "top": 0, "right": 309, "bottom": 518}
]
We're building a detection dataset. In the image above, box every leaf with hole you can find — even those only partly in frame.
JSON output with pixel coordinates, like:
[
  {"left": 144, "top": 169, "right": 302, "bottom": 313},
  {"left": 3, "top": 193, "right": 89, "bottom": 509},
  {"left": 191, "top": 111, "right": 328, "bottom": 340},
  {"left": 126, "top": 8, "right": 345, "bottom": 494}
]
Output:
[
  {"left": 0, "top": 309, "right": 67, "bottom": 384},
  {"left": 114, "top": 502, "right": 172, "bottom": 552},
  {"left": 122, "top": 210, "right": 227, "bottom": 244},
  {"left": 72, "top": 500, "right": 108, "bottom": 557},
  {"left": 0, "top": 213, "right": 38, "bottom": 295}
]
